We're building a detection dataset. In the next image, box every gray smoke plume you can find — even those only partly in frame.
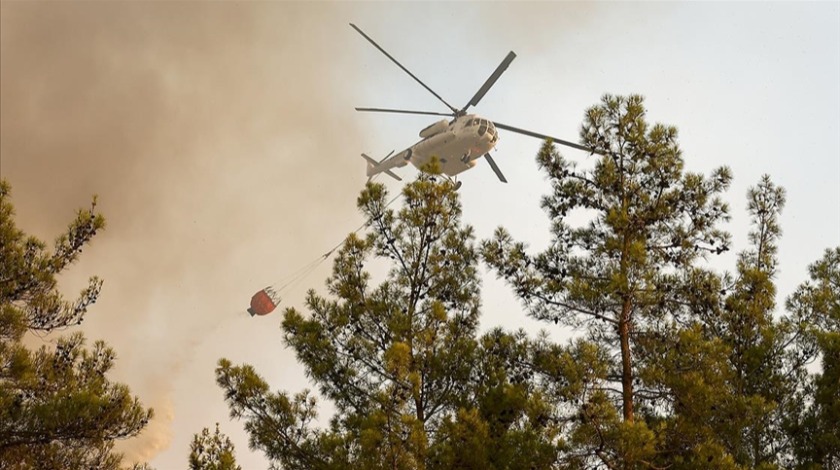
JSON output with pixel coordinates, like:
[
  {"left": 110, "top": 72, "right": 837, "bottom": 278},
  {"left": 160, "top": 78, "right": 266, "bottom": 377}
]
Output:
[{"left": 1, "top": 2, "right": 370, "bottom": 464}]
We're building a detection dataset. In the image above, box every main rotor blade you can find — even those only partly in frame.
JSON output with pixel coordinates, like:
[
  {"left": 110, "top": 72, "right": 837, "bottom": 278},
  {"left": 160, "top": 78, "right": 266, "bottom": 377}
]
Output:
[
  {"left": 492, "top": 121, "right": 595, "bottom": 153},
  {"left": 484, "top": 153, "right": 508, "bottom": 183},
  {"left": 350, "top": 24, "right": 459, "bottom": 114},
  {"left": 356, "top": 107, "right": 454, "bottom": 117},
  {"left": 463, "top": 51, "right": 516, "bottom": 113}
]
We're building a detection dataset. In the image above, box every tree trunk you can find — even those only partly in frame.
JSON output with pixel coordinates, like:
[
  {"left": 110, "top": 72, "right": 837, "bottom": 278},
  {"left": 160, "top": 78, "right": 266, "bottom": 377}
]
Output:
[{"left": 619, "top": 299, "right": 634, "bottom": 422}]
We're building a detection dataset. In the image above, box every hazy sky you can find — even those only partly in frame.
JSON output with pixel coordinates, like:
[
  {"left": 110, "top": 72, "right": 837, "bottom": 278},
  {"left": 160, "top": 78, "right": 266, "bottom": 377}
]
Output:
[{"left": 1, "top": 2, "right": 838, "bottom": 469}]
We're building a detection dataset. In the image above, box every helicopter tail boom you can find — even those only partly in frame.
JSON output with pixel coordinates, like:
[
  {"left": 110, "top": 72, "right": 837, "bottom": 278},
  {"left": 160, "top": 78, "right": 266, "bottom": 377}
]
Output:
[{"left": 362, "top": 153, "right": 404, "bottom": 181}]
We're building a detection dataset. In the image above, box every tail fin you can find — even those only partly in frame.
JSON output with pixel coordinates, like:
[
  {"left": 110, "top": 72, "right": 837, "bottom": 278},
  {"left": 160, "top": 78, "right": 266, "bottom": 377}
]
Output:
[{"left": 362, "top": 153, "right": 403, "bottom": 181}]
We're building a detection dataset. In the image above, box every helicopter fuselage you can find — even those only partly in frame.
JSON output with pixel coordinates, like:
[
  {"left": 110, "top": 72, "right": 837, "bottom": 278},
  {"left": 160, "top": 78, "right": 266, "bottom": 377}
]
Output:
[
  {"left": 354, "top": 23, "right": 592, "bottom": 184},
  {"left": 403, "top": 114, "right": 498, "bottom": 177}
]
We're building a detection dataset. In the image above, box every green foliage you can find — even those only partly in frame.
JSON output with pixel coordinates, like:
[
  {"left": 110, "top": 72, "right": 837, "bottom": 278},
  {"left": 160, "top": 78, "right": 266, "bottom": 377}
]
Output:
[
  {"left": 217, "top": 95, "right": 836, "bottom": 469},
  {"left": 189, "top": 423, "right": 241, "bottom": 470},
  {"left": 702, "top": 176, "right": 800, "bottom": 467},
  {"left": 0, "top": 181, "right": 105, "bottom": 333},
  {"left": 481, "top": 94, "right": 836, "bottom": 469},
  {"left": 429, "top": 329, "right": 563, "bottom": 470},
  {"left": 217, "top": 174, "right": 561, "bottom": 469},
  {"left": 482, "top": 94, "right": 734, "bottom": 466},
  {"left": 785, "top": 247, "right": 840, "bottom": 469},
  {"left": 0, "top": 180, "right": 152, "bottom": 469},
  {"left": 637, "top": 324, "right": 747, "bottom": 469}
]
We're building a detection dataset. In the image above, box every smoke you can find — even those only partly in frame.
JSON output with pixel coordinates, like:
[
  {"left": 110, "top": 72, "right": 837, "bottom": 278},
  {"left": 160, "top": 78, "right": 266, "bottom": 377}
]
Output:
[
  {"left": 0, "top": 2, "right": 612, "bottom": 466},
  {"left": 1, "top": 2, "right": 367, "bottom": 465},
  {"left": 120, "top": 398, "right": 175, "bottom": 464}
]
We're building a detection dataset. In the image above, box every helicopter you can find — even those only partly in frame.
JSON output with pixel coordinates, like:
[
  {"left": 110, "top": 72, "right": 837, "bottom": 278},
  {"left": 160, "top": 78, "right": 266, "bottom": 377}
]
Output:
[{"left": 351, "top": 23, "right": 595, "bottom": 184}]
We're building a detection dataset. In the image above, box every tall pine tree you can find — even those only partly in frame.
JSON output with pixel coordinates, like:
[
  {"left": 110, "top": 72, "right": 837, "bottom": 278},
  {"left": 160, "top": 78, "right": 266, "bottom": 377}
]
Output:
[
  {"left": 785, "top": 247, "right": 840, "bottom": 469},
  {"left": 0, "top": 180, "right": 153, "bottom": 469},
  {"left": 217, "top": 173, "right": 560, "bottom": 469},
  {"left": 482, "top": 94, "right": 734, "bottom": 467},
  {"left": 711, "top": 176, "right": 802, "bottom": 467}
]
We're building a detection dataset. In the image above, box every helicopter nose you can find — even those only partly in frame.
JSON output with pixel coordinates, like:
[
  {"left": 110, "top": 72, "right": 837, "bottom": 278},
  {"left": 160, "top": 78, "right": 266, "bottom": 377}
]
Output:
[{"left": 487, "top": 123, "right": 498, "bottom": 142}]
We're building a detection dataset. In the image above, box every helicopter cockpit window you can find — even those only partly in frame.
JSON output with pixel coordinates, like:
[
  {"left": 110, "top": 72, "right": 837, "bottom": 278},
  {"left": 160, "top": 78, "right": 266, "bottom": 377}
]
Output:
[{"left": 478, "top": 119, "right": 487, "bottom": 136}]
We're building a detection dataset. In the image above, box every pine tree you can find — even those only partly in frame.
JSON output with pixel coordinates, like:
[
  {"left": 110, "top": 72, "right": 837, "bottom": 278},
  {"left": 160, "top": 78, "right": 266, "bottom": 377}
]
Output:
[
  {"left": 216, "top": 97, "right": 834, "bottom": 469},
  {"left": 189, "top": 423, "right": 241, "bottom": 470},
  {"left": 641, "top": 175, "right": 813, "bottom": 469},
  {"left": 0, "top": 180, "right": 153, "bottom": 469},
  {"left": 482, "top": 94, "right": 734, "bottom": 467},
  {"left": 217, "top": 173, "right": 560, "bottom": 469},
  {"left": 785, "top": 247, "right": 840, "bottom": 469},
  {"left": 705, "top": 176, "right": 805, "bottom": 468},
  {"left": 429, "top": 328, "right": 563, "bottom": 469}
]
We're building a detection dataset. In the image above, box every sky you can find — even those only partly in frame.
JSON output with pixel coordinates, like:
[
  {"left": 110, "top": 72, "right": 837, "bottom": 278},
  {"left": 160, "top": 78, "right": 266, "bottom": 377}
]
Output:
[{"left": 1, "top": 2, "right": 838, "bottom": 469}]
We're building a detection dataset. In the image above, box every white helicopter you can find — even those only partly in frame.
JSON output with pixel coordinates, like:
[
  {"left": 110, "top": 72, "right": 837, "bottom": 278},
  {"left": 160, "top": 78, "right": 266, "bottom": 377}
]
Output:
[{"left": 352, "top": 24, "right": 594, "bottom": 184}]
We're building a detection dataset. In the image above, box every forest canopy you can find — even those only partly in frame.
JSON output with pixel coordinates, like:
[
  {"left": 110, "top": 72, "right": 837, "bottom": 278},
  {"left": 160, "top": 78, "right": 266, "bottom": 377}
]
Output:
[{"left": 214, "top": 95, "right": 839, "bottom": 470}]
